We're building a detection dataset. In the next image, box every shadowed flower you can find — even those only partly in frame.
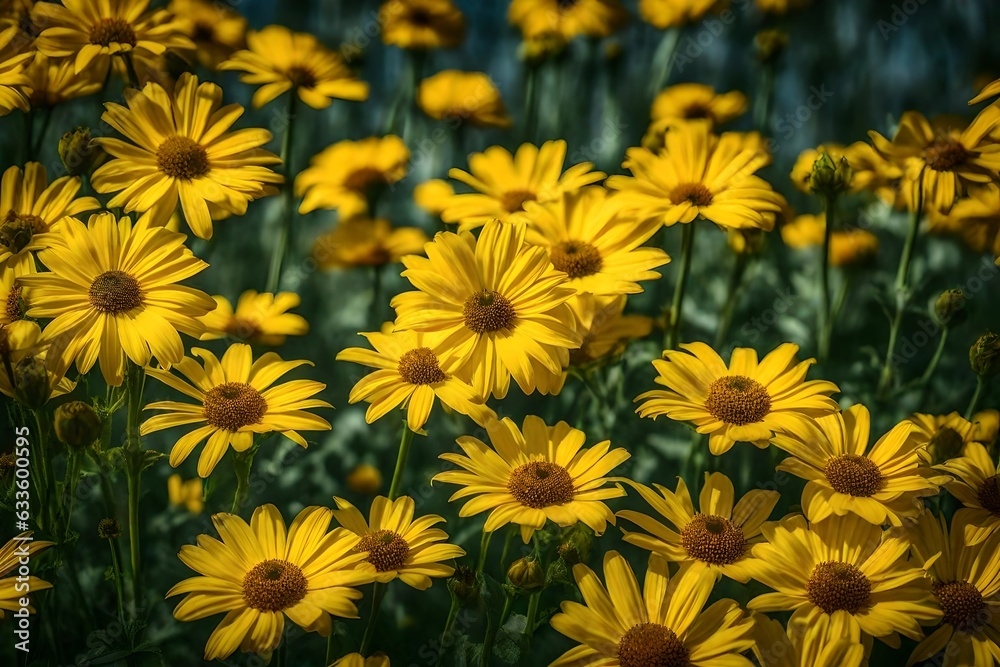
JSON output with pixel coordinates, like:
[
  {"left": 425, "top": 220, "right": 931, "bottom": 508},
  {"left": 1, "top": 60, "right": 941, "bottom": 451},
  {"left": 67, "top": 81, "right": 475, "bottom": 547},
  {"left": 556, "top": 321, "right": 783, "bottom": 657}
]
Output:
[
  {"left": 333, "top": 653, "right": 390, "bottom": 667},
  {"left": 417, "top": 70, "right": 511, "bottom": 128},
  {"left": 790, "top": 142, "right": 899, "bottom": 195},
  {"left": 650, "top": 83, "right": 747, "bottom": 127},
  {"left": 567, "top": 294, "right": 653, "bottom": 367},
  {"left": 0, "top": 320, "right": 75, "bottom": 403},
  {"left": 169, "top": 0, "right": 247, "bottom": 69},
  {"left": 199, "top": 291, "right": 308, "bottom": 346},
  {"left": 25, "top": 52, "right": 105, "bottom": 107},
  {"left": 931, "top": 184, "right": 1000, "bottom": 258},
  {"left": 0, "top": 22, "right": 31, "bottom": 115},
  {"left": 509, "top": 0, "right": 626, "bottom": 41},
  {"left": 638, "top": 0, "right": 726, "bottom": 30},
  {"left": 414, "top": 179, "right": 454, "bottom": 217},
  {"left": 0, "top": 533, "right": 53, "bottom": 619},
  {"left": 167, "top": 474, "right": 204, "bottom": 514},
  {"left": 382, "top": 0, "right": 465, "bottom": 50},
  {"left": 312, "top": 217, "right": 428, "bottom": 270},
  {"left": 909, "top": 411, "right": 988, "bottom": 464},
  {"left": 937, "top": 441, "right": 1000, "bottom": 545}
]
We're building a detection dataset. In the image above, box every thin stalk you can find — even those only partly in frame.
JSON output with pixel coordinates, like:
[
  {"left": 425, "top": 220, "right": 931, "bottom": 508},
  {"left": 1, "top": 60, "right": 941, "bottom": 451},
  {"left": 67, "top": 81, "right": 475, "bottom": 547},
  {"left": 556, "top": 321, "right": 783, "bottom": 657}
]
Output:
[
  {"left": 753, "top": 61, "right": 776, "bottom": 134},
  {"left": 230, "top": 448, "right": 255, "bottom": 515},
  {"left": 649, "top": 27, "right": 682, "bottom": 97},
  {"left": 32, "top": 410, "right": 54, "bottom": 532},
  {"left": 480, "top": 590, "right": 514, "bottom": 667},
  {"left": 124, "top": 361, "right": 145, "bottom": 613},
  {"left": 31, "top": 106, "right": 54, "bottom": 159},
  {"left": 266, "top": 92, "right": 299, "bottom": 293},
  {"left": 121, "top": 53, "right": 141, "bottom": 89},
  {"left": 818, "top": 195, "right": 835, "bottom": 362},
  {"left": 359, "top": 581, "right": 387, "bottom": 655},
  {"left": 523, "top": 64, "right": 539, "bottom": 143},
  {"left": 62, "top": 450, "right": 82, "bottom": 540},
  {"left": 369, "top": 265, "right": 383, "bottom": 326},
  {"left": 434, "top": 596, "right": 461, "bottom": 667},
  {"left": 108, "top": 538, "right": 126, "bottom": 629},
  {"left": 966, "top": 376, "right": 987, "bottom": 421},
  {"left": 523, "top": 591, "right": 541, "bottom": 646},
  {"left": 400, "top": 50, "right": 425, "bottom": 142},
  {"left": 918, "top": 326, "right": 949, "bottom": 388},
  {"left": 476, "top": 528, "right": 493, "bottom": 575},
  {"left": 665, "top": 223, "right": 695, "bottom": 350},
  {"left": 714, "top": 253, "right": 750, "bottom": 348},
  {"left": 387, "top": 422, "right": 415, "bottom": 500}
]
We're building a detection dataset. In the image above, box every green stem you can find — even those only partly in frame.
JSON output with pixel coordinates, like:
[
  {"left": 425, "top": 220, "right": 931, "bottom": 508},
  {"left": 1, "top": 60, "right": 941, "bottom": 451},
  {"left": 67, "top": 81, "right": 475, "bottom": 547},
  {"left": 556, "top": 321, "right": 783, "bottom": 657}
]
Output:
[
  {"left": 966, "top": 376, "right": 987, "bottom": 421},
  {"left": 498, "top": 526, "right": 515, "bottom": 573},
  {"left": 649, "top": 27, "right": 682, "bottom": 97},
  {"left": 230, "top": 448, "right": 255, "bottom": 515},
  {"left": 121, "top": 52, "right": 141, "bottom": 89},
  {"left": 62, "top": 450, "right": 82, "bottom": 540},
  {"left": 369, "top": 265, "right": 383, "bottom": 326},
  {"left": 523, "top": 64, "right": 539, "bottom": 143},
  {"left": 266, "top": 92, "right": 299, "bottom": 293},
  {"left": 523, "top": 591, "right": 541, "bottom": 646},
  {"left": 30, "top": 106, "right": 54, "bottom": 159},
  {"left": 818, "top": 195, "right": 835, "bottom": 362},
  {"left": 714, "top": 253, "right": 750, "bottom": 348},
  {"left": 108, "top": 538, "right": 126, "bottom": 629},
  {"left": 434, "top": 596, "right": 461, "bottom": 667},
  {"left": 387, "top": 422, "right": 415, "bottom": 501},
  {"left": 476, "top": 528, "right": 493, "bottom": 575},
  {"left": 359, "top": 581, "right": 387, "bottom": 655},
  {"left": 32, "top": 410, "right": 54, "bottom": 532},
  {"left": 753, "top": 61, "right": 776, "bottom": 134},
  {"left": 124, "top": 361, "right": 145, "bottom": 614},
  {"left": 481, "top": 590, "right": 514, "bottom": 667},
  {"left": 665, "top": 222, "right": 695, "bottom": 350},
  {"left": 918, "top": 326, "right": 949, "bottom": 388}
]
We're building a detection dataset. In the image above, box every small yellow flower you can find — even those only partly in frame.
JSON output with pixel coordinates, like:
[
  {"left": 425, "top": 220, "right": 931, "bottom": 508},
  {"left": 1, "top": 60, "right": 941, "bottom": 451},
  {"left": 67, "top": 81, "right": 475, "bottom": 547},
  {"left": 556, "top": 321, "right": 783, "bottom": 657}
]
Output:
[
  {"left": 382, "top": 0, "right": 465, "bottom": 50},
  {"left": 346, "top": 464, "right": 382, "bottom": 495},
  {"left": 650, "top": 83, "right": 747, "bottom": 127},
  {"left": 509, "top": 0, "right": 626, "bottom": 41},
  {"left": 312, "top": 217, "right": 428, "bottom": 270},
  {"left": 332, "top": 653, "right": 390, "bottom": 667},
  {"left": 199, "top": 291, "right": 308, "bottom": 347},
  {"left": 169, "top": 0, "right": 247, "bottom": 69},
  {"left": 413, "top": 178, "right": 454, "bottom": 217},
  {"left": 937, "top": 441, "right": 1000, "bottom": 545},
  {"left": 638, "top": 0, "right": 726, "bottom": 30},
  {"left": 25, "top": 53, "right": 105, "bottom": 107},
  {"left": 931, "top": 184, "right": 1000, "bottom": 257},
  {"left": 0, "top": 23, "right": 31, "bottom": 115},
  {"left": 755, "top": 0, "right": 810, "bottom": 14},
  {"left": 167, "top": 474, "right": 204, "bottom": 514},
  {"left": 781, "top": 213, "right": 879, "bottom": 267},
  {"left": 0, "top": 261, "right": 31, "bottom": 327},
  {"left": 0, "top": 320, "right": 75, "bottom": 404},
  {"left": 567, "top": 294, "right": 653, "bottom": 367},
  {"left": 417, "top": 70, "right": 511, "bottom": 128}
]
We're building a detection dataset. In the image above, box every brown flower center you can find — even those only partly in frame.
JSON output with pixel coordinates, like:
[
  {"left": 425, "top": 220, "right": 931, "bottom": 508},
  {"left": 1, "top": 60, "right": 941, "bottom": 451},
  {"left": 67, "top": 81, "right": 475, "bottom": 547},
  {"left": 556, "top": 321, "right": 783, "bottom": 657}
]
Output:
[
  {"left": 669, "top": 182, "right": 713, "bottom": 207},
  {"left": 933, "top": 580, "right": 988, "bottom": 633},
  {"left": 462, "top": 290, "right": 516, "bottom": 334},
  {"left": 617, "top": 623, "right": 689, "bottom": 667},
  {"left": 287, "top": 65, "right": 318, "bottom": 89},
  {"left": 929, "top": 426, "right": 965, "bottom": 464},
  {"left": 397, "top": 347, "right": 447, "bottom": 385},
  {"left": 923, "top": 139, "right": 969, "bottom": 172},
  {"left": 157, "top": 136, "right": 210, "bottom": 180},
  {"left": 88, "top": 270, "right": 142, "bottom": 314},
  {"left": 683, "top": 104, "right": 711, "bottom": 119},
  {"left": 4, "top": 285, "right": 23, "bottom": 323},
  {"left": 242, "top": 559, "right": 308, "bottom": 612},
  {"left": 409, "top": 9, "right": 433, "bottom": 26},
  {"left": 824, "top": 454, "right": 885, "bottom": 497},
  {"left": 550, "top": 240, "right": 603, "bottom": 279},
  {"left": 977, "top": 474, "right": 1000, "bottom": 516},
  {"left": 356, "top": 529, "right": 410, "bottom": 572},
  {"left": 507, "top": 461, "right": 574, "bottom": 508},
  {"left": 89, "top": 17, "right": 137, "bottom": 47},
  {"left": 0, "top": 211, "right": 45, "bottom": 254},
  {"left": 344, "top": 167, "right": 390, "bottom": 192},
  {"left": 806, "top": 561, "right": 871, "bottom": 614},
  {"left": 226, "top": 317, "right": 260, "bottom": 341},
  {"left": 704, "top": 375, "right": 771, "bottom": 426},
  {"left": 500, "top": 189, "right": 537, "bottom": 213},
  {"left": 202, "top": 382, "right": 267, "bottom": 432},
  {"left": 680, "top": 513, "right": 747, "bottom": 565}
]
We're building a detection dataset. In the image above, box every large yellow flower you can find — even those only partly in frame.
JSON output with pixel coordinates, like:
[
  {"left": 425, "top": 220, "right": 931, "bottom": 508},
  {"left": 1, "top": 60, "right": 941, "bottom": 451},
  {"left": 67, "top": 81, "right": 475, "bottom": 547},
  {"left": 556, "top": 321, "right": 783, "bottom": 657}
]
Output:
[
  {"left": 417, "top": 70, "right": 511, "bottom": 128},
  {"left": 312, "top": 217, "right": 428, "bottom": 270},
  {"left": 751, "top": 613, "right": 865, "bottom": 667},
  {"left": 441, "top": 140, "right": 605, "bottom": 233},
  {"left": 909, "top": 410, "right": 990, "bottom": 464},
  {"left": 639, "top": 0, "right": 726, "bottom": 30},
  {"left": 508, "top": 0, "right": 627, "bottom": 41},
  {"left": 20, "top": 212, "right": 213, "bottom": 386},
  {"left": 937, "top": 441, "right": 1000, "bottom": 545},
  {"left": 24, "top": 52, "right": 106, "bottom": 107},
  {"left": 391, "top": 220, "right": 581, "bottom": 399},
  {"left": 0, "top": 533, "right": 52, "bottom": 619},
  {"left": 91, "top": 72, "right": 282, "bottom": 240},
  {"left": 381, "top": 0, "right": 465, "bottom": 50},
  {"left": 0, "top": 320, "right": 76, "bottom": 402},
  {"left": 0, "top": 23, "right": 30, "bottom": 115},
  {"left": 199, "top": 291, "right": 308, "bottom": 346},
  {"left": 167, "top": 504, "right": 373, "bottom": 660},
  {"left": 169, "top": 0, "right": 247, "bottom": 69},
  {"left": 141, "top": 343, "right": 332, "bottom": 477},
  {"left": 433, "top": 415, "right": 629, "bottom": 543},
  {"left": 568, "top": 294, "right": 653, "bottom": 367},
  {"left": 635, "top": 342, "right": 840, "bottom": 455},
  {"left": 549, "top": 551, "right": 754, "bottom": 666},
  {"left": 650, "top": 83, "right": 747, "bottom": 127}
]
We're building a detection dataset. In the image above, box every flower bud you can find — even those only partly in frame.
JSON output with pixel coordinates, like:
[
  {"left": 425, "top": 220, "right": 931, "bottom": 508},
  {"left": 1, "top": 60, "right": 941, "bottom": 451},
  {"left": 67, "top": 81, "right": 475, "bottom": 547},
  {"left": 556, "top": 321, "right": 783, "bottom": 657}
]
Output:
[
  {"left": 933, "top": 289, "right": 966, "bottom": 325},
  {"left": 808, "top": 153, "right": 853, "bottom": 197},
  {"left": 447, "top": 565, "right": 478, "bottom": 602},
  {"left": 58, "top": 126, "right": 105, "bottom": 177},
  {"left": 970, "top": 332, "right": 1000, "bottom": 377},
  {"left": 13, "top": 354, "right": 49, "bottom": 408},
  {"left": 755, "top": 29, "right": 788, "bottom": 63},
  {"left": 346, "top": 463, "right": 382, "bottom": 495},
  {"left": 557, "top": 541, "right": 582, "bottom": 566},
  {"left": 506, "top": 557, "right": 545, "bottom": 592},
  {"left": 98, "top": 517, "right": 121, "bottom": 539},
  {"left": 54, "top": 401, "right": 102, "bottom": 448}
]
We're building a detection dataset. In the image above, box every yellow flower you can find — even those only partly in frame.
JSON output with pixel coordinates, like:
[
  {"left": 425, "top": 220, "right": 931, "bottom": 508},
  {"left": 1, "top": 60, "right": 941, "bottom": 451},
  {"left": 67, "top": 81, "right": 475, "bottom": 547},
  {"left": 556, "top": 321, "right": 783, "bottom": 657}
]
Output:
[
  {"left": 790, "top": 141, "right": 900, "bottom": 195},
  {"left": 0, "top": 24, "right": 30, "bottom": 115},
  {"left": 333, "top": 653, "right": 390, "bottom": 667},
  {"left": 220, "top": 25, "right": 368, "bottom": 109},
  {"left": 781, "top": 214, "right": 879, "bottom": 267},
  {"left": 508, "top": 0, "right": 626, "bottom": 41},
  {"left": 0, "top": 533, "right": 53, "bottom": 619},
  {"left": 21, "top": 212, "right": 213, "bottom": 386},
  {"left": 650, "top": 83, "right": 747, "bottom": 127},
  {"left": 441, "top": 140, "right": 604, "bottom": 233},
  {"left": 932, "top": 184, "right": 1000, "bottom": 257},
  {"left": 336, "top": 328, "right": 495, "bottom": 432},
  {"left": 413, "top": 178, "right": 454, "bottom": 217},
  {"left": 142, "top": 343, "right": 332, "bottom": 477},
  {"left": 381, "top": 0, "right": 465, "bottom": 50},
  {"left": 25, "top": 52, "right": 105, "bottom": 107},
  {"left": 971, "top": 76, "right": 1000, "bottom": 105},
  {"left": 908, "top": 411, "right": 986, "bottom": 464},
  {"left": 0, "top": 260, "right": 30, "bottom": 326},
  {"left": 417, "top": 70, "right": 511, "bottom": 128},
  {"left": 549, "top": 551, "right": 754, "bottom": 666},
  {"left": 169, "top": 0, "right": 247, "bottom": 69},
  {"left": 755, "top": 0, "right": 810, "bottom": 13},
  {"left": 167, "top": 473, "right": 204, "bottom": 514},
  {"left": 312, "top": 217, "right": 428, "bottom": 269},
  {"left": 391, "top": 220, "right": 581, "bottom": 399},
  {"left": 433, "top": 415, "right": 629, "bottom": 543},
  {"left": 332, "top": 495, "right": 465, "bottom": 590},
  {"left": 296, "top": 136, "right": 410, "bottom": 218},
  {"left": 167, "top": 504, "right": 373, "bottom": 660},
  {"left": 568, "top": 294, "right": 653, "bottom": 366},
  {"left": 973, "top": 409, "right": 1000, "bottom": 447},
  {"left": 199, "top": 291, "right": 308, "bottom": 346},
  {"left": 0, "top": 320, "right": 76, "bottom": 402},
  {"left": 636, "top": 342, "right": 840, "bottom": 456},
  {"left": 346, "top": 463, "right": 383, "bottom": 495},
  {"left": 936, "top": 441, "right": 1000, "bottom": 545},
  {"left": 751, "top": 612, "right": 865, "bottom": 667},
  {"left": 638, "top": 0, "right": 726, "bottom": 30},
  {"left": 619, "top": 472, "right": 778, "bottom": 582}
]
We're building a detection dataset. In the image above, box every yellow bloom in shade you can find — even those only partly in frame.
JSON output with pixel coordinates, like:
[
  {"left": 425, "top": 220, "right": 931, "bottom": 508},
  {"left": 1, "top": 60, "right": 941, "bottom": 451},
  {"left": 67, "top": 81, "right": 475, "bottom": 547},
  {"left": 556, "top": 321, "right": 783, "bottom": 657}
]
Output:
[
  {"left": 0, "top": 320, "right": 76, "bottom": 401},
  {"left": 973, "top": 409, "right": 1000, "bottom": 448},
  {"left": 568, "top": 294, "right": 653, "bottom": 366},
  {"left": 617, "top": 472, "right": 779, "bottom": 581},
  {"left": 780, "top": 213, "right": 826, "bottom": 249},
  {"left": 0, "top": 25, "right": 30, "bottom": 115},
  {"left": 650, "top": 83, "right": 747, "bottom": 127},
  {"left": 91, "top": 72, "right": 282, "bottom": 240},
  {"left": 744, "top": 513, "right": 941, "bottom": 647},
  {"left": 771, "top": 404, "right": 947, "bottom": 527},
  {"left": 549, "top": 551, "right": 754, "bottom": 666},
  {"left": 391, "top": 220, "right": 581, "bottom": 399},
  {"left": 433, "top": 415, "right": 629, "bottom": 543},
  {"left": 167, "top": 504, "right": 373, "bottom": 660},
  {"left": 220, "top": 25, "right": 369, "bottom": 109},
  {"left": 1, "top": 261, "right": 31, "bottom": 326},
  {"left": 312, "top": 217, "right": 428, "bottom": 270},
  {"left": 607, "top": 121, "right": 785, "bottom": 230},
  {"left": 25, "top": 53, "right": 105, "bottom": 107},
  {"left": 20, "top": 213, "right": 214, "bottom": 386},
  {"left": 523, "top": 186, "right": 670, "bottom": 296},
  {"left": 906, "top": 511, "right": 1000, "bottom": 667},
  {"left": 751, "top": 613, "right": 865, "bottom": 667},
  {"left": 141, "top": 344, "right": 332, "bottom": 477},
  {"left": 381, "top": 0, "right": 465, "bottom": 50},
  {"left": 971, "top": 76, "right": 1000, "bottom": 105},
  {"left": 755, "top": 0, "right": 810, "bottom": 14},
  {"left": 441, "top": 140, "right": 605, "bottom": 233},
  {"left": 296, "top": 137, "right": 410, "bottom": 218},
  {"left": 0, "top": 162, "right": 100, "bottom": 272},
  {"left": 199, "top": 291, "right": 308, "bottom": 346},
  {"left": 635, "top": 342, "right": 840, "bottom": 456},
  {"left": 790, "top": 142, "right": 898, "bottom": 195},
  {"left": 908, "top": 411, "right": 987, "bottom": 464},
  {"left": 333, "top": 653, "right": 390, "bottom": 667},
  {"left": 936, "top": 442, "right": 1000, "bottom": 545},
  {"left": 168, "top": 473, "right": 204, "bottom": 514},
  {"left": 346, "top": 464, "right": 383, "bottom": 495},
  {"left": 169, "top": 0, "right": 247, "bottom": 69},
  {"left": 332, "top": 496, "right": 465, "bottom": 590},
  {"left": 414, "top": 178, "right": 454, "bottom": 217},
  {"left": 781, "top": 214, "right": 879, "bottom": 267},
  {"left": 0, "top": 533, "right": 53, "bottom": 618},
  {"left": 931, "top": 184, "right": 1000, "bottom": 257},
  {"left": 33, "top": 0, "right": 193, "bottom": 75},
  {"left": 336, "top": 328, "right": 495, "bottom": 432},
  {"left": 638, "top": 0, "right": 726, "bottom": 30},
  {"left": 417, "top": 70, "right": 511, "bottom": 128},
  {"left": 508, "top": 0, "right": 627, "bottom": 41}
]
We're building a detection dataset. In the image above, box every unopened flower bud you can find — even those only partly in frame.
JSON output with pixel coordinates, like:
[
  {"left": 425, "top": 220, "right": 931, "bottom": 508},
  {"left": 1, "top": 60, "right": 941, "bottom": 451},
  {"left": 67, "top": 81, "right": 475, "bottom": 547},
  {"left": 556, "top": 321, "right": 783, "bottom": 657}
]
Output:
[
  {"left": 933, "top": 289, "right": 966, "bottom": 325},
  {"left": 808, "top": 153, "right": 853, "bottom": 197},
  {"left": 447, "top": 565, "right": 478, "bottom": 602},
  {"left": 98, "top": 517, "right": 121, "bottom": 539},
  {"left": 0, "top": 213, "right": 34, "bottom": 255},
  {"left": 755, "top": 29, "right": 788, "bottom": 63},
  {"left": 54, "top": 401, "right": 102, "bottom": 448},
  {"left": 346, "top": 463, "right": 382, "bottom": 495},
  {"left": 506, "top": 557, "right": 545, "bottom": 592},
  {"left": 557, "top": 541, "right": 582, "bottom": 566},
  {"left": 970, "top": 332, "right": 1000, "bottom": 377},
  {"left": 13, "top": 355, "right": 49, "bottom": 408},
  {"left": 58, "top": 127, "right": 104, "bottom": 177}
]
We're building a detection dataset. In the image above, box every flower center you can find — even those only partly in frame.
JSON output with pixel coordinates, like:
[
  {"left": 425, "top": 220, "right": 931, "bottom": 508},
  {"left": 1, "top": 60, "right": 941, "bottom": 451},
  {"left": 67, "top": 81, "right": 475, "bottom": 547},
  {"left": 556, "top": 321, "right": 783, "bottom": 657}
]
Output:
[
  {"left": 344, "top": 167, "right": 390, "bottom": 192},
  {"left": 242, "top": 559, "right": 308, "bottom": 612},
  {"left": 156, "top": 136, "right": 210, "bottom": 180},
  {"left": 929, "top": 426, "right": 965, "bottom": 463},
  {"left": 507, "top": 461, "right": 574, "bottom": 508},
  {"left": 500, "top": 189, "right": 537, "bottom": 213},
  {"left": 806, "top": 561, "right": 871, "bottom": 614},
  {"left": 4, "top": 285, "right": 23, "bottom": 323},
  {"left": 680, "top": 513, "right": 747, "bottom": 565},
  {"left": 397, "top": 347, "right": 447, "bottom": 385},
  {"left": 89, "top": 17, "right": 137, "bottom": 47},
  {"left": 0, "top": 211, "right": 45, "bottom": 254},
  {"left": 977, "top": 475, "right": 1000, "bottom": 516},
  {"left": 550, "top": 240, "right": 603, "bottom": 279},
  {"left": 933, "top": 580, "right": 987, "bottom": 633},
  {"left": 409, "top": 8, "right": 433, "bottom": 26},
  {"left": 824, "top": 454, "right": 885, "bottom": 497},
  {"left": 88, "top": 270, "right": 143, "bottom": 314},
  {"left": 287, "top": 65, "right": 318, "bottom": 89},
  {"left": 923, "top": 139, "right": 969, "bottom": 172},
  {"left": 356, "top": 529, "right": 410, "bottom": 572},
  {"left": 617, "top": 623, "right": 689, "bottom": 667},
  {"left": 202, "top": 382, "right": 267, "bottom": 432},
  {"left": 683, "top": 104, "right": 711, "bottom": 119},
  {"left": 462, "top": 290, "right": 516, "bottom": 334},
  {"left": 704, "top": 375, "right": 771, "bottom": 426},
  {"left": 669, "top": 182, "right": 713, "bottom": 207},
  {"left": 226, "top": 317, "right": 260, "bottom": 340}
]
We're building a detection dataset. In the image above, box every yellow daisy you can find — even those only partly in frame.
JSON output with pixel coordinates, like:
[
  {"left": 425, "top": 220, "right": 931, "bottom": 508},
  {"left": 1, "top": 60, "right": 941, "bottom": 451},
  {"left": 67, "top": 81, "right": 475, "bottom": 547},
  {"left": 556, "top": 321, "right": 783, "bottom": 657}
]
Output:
[
  {"left": 0, "top": 533, "right": 53, "bottom": 618},
  {"left": 617, "top": 472, "right": 779, "bottom": 581},
  {"left": 639, "top": 0, "right": 725, "bottom": 30},
  {"left": 20, "top": 212, "right": 214, "bottom": 386},
  {"left": 635, "top": 342, "right": 840, "bottom": 455},
  {"left": 650, "top": 83, "right": 747, "bottom": 127},
  {"left": 333, "top": 653, "right": 390, "bottom": 667},
  {"left": 441, "top": 140, "right": 605, "bottom": 233},
  {"left": 432, "top": 415, "right": 629, "bottom": 543},
  {"left": 312, "top": 217, "right": 428, "bottom": 270},
  {"left": 417, "top": 70, "right": 511, "bottom": 128},
  {"left": 568, "top": 294, "right": 653, "bottom": 367},
  {"left": 549, "top": 551, "right": 755, "bottom": 666},
  {"left": 220, "top": 25, "right": 369, "bottom": 109},
  {"left": 751, "top": 613, "right": 865, "bottom": 667},
  {"left": 782, "top": 213, "right": 879, "bottom": 268},
  {"left": 332, "top": 495, "right": 465, "bottom": 590},
  {"left": 508, "top": 0, "right": 627, "bottom": 41},
  {"left": 0, "top": 320, "right": 76, "bottom": 402},
  {"left": 141, "top": 343, "right": 332, "bottom": 477},
  {"left": 381, "top": 0, "right": 465, "bottom": 50},
  {"left": 167, "top": 473, "right": 204, "bottom": 514},
  {"left": 167, "top": 504, "right": 373, "bottom": 660},
  {"left": 91, "top": 72, "right": 283, "bottom": 240},
  {"left": 25, "top": 52, "right": 105, "bottom": 107},
  {"left": 909, "top": 411, "right": 988, "bottom": 464},
  {"left": 199, "top": 291, "right": 308, "bottom": 346},
  {"left": 0, "top": 23, "right": 30, "bottom": 115},
  {"left": 169, "top": 0, "right": 247, "bottom": 69},
  {"left": 932, "top": 184, "right": 1000, "bottom": 258},
  {"left": 336, "top": 327, "right": 496, "bottom": 432},
  {"left": 391, "top": 220, "right": 581, "bottom": 399},
  {"left": 937, "top": 441, "right": 1000, "bottom": 545},
  {"left": 414, "top": 178, "right": 454, "bottom": 218}
]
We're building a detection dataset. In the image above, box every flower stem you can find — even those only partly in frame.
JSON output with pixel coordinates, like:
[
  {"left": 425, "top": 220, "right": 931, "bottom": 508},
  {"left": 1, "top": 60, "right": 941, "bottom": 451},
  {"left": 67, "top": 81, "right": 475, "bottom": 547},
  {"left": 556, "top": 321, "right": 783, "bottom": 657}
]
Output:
[
  {"left": 387, "top": 422, "right": 415, "bottom": 501},
  {"left": 359, "top": 581, "right": 387, "bottom": 655},
  {"left": 434, "top": 595, "right": 461, "bottom": 667},
  {"left": 476, "top": 528, "right": 493, "bottom": 575},
  {"left": 665, "top": 222, "right": 695, "bottom": 350},
  {"left": 966, "top": 375, "right": 988, "bottom": 420},
  {"left": 753, "top": 60, "right": 776, "bottom": 134},
  {"left": 230, "top": 448, "right": 256, "bottom": 515},
  {"left": 649, "top": 27, "right": 682, "bottom": 97},
  {"left": 714, "top": 252, "right": 750, "bottom": 348},
  {"left": 124, "top": 361, "right": 145, "bottom": 614},
  {"left": 480, "top": 589, "right": 514, "bottom": 667},
  {"left": 121, "top": 52, "right": 141, "bottom": 89},
  {"left": 266, "top": 92, "right": 299, "bottom": 293},
  {"left": 523, "top": 590, "right": 541, "bottom": 647},
  {"left": 369, "top": 265, "right": 383, "bottom": 326},
  {"left": 818, "top": 195, "right": 835, "bottom": 362},
  {"left": 107, "top": 537, "right": 126, "bottom": 629},
  {"left": 523, "top": 63, "right": 539, "bottom": 143},
  {"left": 32, "top": 410, "right": 55, "bottom": 532}
]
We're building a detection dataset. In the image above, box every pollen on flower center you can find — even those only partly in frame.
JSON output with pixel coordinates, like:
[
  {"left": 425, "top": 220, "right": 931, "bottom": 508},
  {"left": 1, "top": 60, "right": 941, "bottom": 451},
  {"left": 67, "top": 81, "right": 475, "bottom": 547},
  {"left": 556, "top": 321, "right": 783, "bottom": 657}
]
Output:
[
  {"left": 157, "top": 136, "right": 210, "bottom": 180},
  {"left": 824, "top": 454, "right": 885, "bottom": 497},
  {"left": 500, "top": 189, "right": 537, "bottom": 213},
  {"left": 923, "top": 139, "right": 969, "bottom": 172},
  {"left": 397, "top": 347, "right": 447, "bottom": 385},
  {"left": 929, "top": 426, "right": 965, "bottom": 462},
  {"left": 669, "top": 182, "right": 713, "bottom": 207},
  {"left": 463, "top": 290, "right": 516, "bottom": 334},
  {"left": 5, "top": 285, "right": 24, "bottom": 322},
  {"left": 976, "top": 474, "right": 1000, "bottom": 515},
  {"left": 88, "top": 270, "right": 143, "bottom": 314},
  {"left": 507, "top": 461, "right": 574, "bottom": 508},
  {"left": 550, "top": 240, "right": 603, "bottom": 279},
  {"left": 806, "top": 561, "right": 871, "bottom": 614},
  {"left": 356, "top": 529, "right": 410, "bottom": 572},
  {"left": 704, "top": 375, "right": 771, "bottom": 426},
  {"left": 0, "top": 210, "right": 44, "bottom": 254},
  {"left": 202, "top": 382, "right": 268, "bottom": 432},
  {"left": 89, "top": 17, "right": 137, "bottom": 47},
  {"left": 286, "top": 65, "right": 318, "bottom": 89},
  {"left": 680, "top": 513, "right": 747, "bottom": 565},
  {"left": 616, "top": 622, "right": 689, "bottom": 667},
  {"left": 933, "top": 580, "right": 987, "bottom": 633},
  {"left": 242, "top": 559, "right": 308, "bottom": 611}
]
